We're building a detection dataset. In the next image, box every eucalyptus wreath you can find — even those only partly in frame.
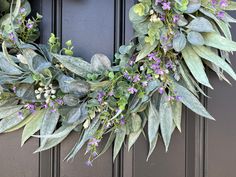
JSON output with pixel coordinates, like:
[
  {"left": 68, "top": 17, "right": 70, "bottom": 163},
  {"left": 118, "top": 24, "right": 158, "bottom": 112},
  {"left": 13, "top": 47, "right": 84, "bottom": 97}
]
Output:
[{"left": 0, "top": 0, "right": 236, "bottom": 166}]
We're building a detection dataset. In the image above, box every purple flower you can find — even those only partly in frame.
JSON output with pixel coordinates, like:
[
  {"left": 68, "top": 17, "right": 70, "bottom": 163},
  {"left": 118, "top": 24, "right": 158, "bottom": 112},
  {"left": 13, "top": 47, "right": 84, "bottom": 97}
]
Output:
[
  {"left": 175, "top": 95, "right": 182, "bottom": 101},
  {"left": 173, "top": 14, "right": 180, "bottom": 23},
  {"left": 211, "top": 0, "right": 218, "bottom": 6},
  {"left": 88, "top": 138, "right": 101, "bottom": 147},
  {"left": 145, "top": 74, "right": 153, "bottom": 80},
  {"left": 49, "top": 101, "right": 55, "bottom": 107},
  {"left": 86, "top": 160, "right": 93, "bottom": 167},
  {"left": 56, "top": 99, "right": 64, "bottom": 105},
  {"left": 97, "top": 91, "right": 105, "bottom": 104},
  {"left": 50, "top": 109, "right": 57, "bottom": 113},
  {"left": 41, "top": 103, "right": 48, "bottom": 109},
  {"left": 217, "top": 11, "right": 225, "bottom": 19},
  {"left": 155, "top": 68, "right": 164, "bottom": 75},
  {"left": 12, "top": 86, "right": 16, "bottom": 93},
  {"left": 166, "top": 60, "right": 173, "bottom": 69},
  {"left": 160, "top": 14, "right": 166, "bottom": 21},
  {"left": 219, "top": 0, "right": 228, "bottom": 7},
  {"left": 25, "top": 103, "right": 36, "bottom": 112},
  {"left": 17, "top": 112, "right": 24, "bottom": 119},
  {"left": 26, "top": 23, "right": 34, "bottom": 29},
  {"left": 129, "top": 56, "right": 136, "bottom": 66},
  {"left": 92, "top": 151, "right": 98, "bottom": 157},
  {"left": 128, "top": 87, "right": 138, "bottom": 94},
  {"left": 148, "top": 52, "right": 158, "bottom": 60},
  {"left": 133, "top": 74, "right": 140, "bottom": 83},
  {"left": 162, "top": 2, "right": 171, "bottom": 10},
  {"left": 18, "top": 19, "right": 22, "bottom": 24},
  {"left": 9, "top": 32, "right": 16, "bottom": 42},
  {"left": 19, "top": 8, "right": 26, "bottom": 14},
  {"left": 151, "top": 63, "right": 160, "bottom": 70},
  {"left": 142, "top": 81, "right": 148, "bottom": 87},
  {"left": 120, "top": 118, "right": 126, "bottom": 125},
  {"left": 123, "top": 71, "right": 131, "bottom": 80},
  {"left": 158, "top": 87, "right": 165, "bottom": 94},
  {"left": 167, "top": 96, "right": 175, "bottom": 101}
]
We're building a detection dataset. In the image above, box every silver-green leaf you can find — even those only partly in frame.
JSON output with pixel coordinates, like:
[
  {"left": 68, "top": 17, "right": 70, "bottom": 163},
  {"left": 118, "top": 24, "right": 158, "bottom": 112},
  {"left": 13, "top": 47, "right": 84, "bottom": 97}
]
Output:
[
  {"left": 182, "top": 45, "right": 212, "bottom": 88},
  {"left": 187, "top": 17, "right": 214, "bottom": 32},
  {"left": 174, "top": 82, "right": 214, "bottom": 120}
]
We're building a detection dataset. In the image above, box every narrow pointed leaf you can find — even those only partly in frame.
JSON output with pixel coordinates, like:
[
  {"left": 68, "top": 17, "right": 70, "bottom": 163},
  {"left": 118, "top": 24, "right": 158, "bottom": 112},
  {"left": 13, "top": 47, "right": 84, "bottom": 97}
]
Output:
[
  {"left": 40, "top": 109, "right": 60, "bottom": 146},
  {"left": 0, "top": 110, "right": 30, "bottom": 133},
  {"left": 174, "top": 82, "right": 214, "bottom": 120},
  {"left": 65, "top": 118, "right": 100, "bottom": 161},
  {"left": 159, "top": 93, "right": 173, "bottom": 151},
  {"left": 52, "top": 54, "right": 92, "bottom": 78},
  {"left": 34, "top": 125, "right": 76, "bottom": 152},
  {"left": 192, "top": 45, "right": 236, "bottom": 80},
  {"left": 128, "top": 129, "right": 142, "bottom": 151},
  {"left": 21, "top": 110, "right": 45, "bottom": 146},
  {"left": 203, "top": 32, "right": 236, "bottom": 51},
  {"left": 113, "top": 126, "right": 126, "bottom": 161},
  {"left": 136, "top": 41, "right": 158, "bottom": 62},
  {"left": 0, "top": 105, "right": 23, "bottom": 119},
  {"left": 147, "top": 101, "right": 160, "bottom": 160},
  {"left": 182, "top": 45, "right": 212, "bottom": 88},
  {"left": 171, "top": 101, "right": 182, "bottom": 132},
  {"left": 187, "top": 17, "right": 214, "bottom": 32}
]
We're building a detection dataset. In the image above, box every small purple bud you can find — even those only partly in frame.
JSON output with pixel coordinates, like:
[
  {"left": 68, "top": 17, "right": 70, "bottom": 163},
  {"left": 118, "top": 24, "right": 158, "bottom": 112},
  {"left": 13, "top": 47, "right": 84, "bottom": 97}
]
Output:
[
  {"left": 17, "top": 112, "right": 24, "bottom": 119},
  {"left": 162, "top": 2, "right": 171, "bottom": 10},
  {"left": 120, "top": 118, "right": 126, "bottom": 125},
  {"left": 133, "top": 74, "right": 140, "bottom": 83},
  {"left": 128, "top": 87, "right": 138, "bottom": 94},
  {"left": 19, "top": 8, "right": 26, "bottom": 14},
  {"left": 142, "top": 81, "right": 148, "bottom": 87},
  {"left": 56, "top": 99, "right": 64, "bottom": 105},
  {"left": 173, "top": 14, "right": 180, "bottom": 23},
  {"left": 217, "top": 11, "right": 225, "bottom": 19},
  {"left": 158, "top": 87, "right": 165, "bottom": 94},
  {"left": 86, "top": 160, "right": 93, "bottom": 167}
]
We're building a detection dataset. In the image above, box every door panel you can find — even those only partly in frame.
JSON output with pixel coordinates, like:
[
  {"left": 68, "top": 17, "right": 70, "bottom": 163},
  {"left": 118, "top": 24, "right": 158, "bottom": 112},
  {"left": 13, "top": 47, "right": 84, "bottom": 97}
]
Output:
[{"left": 0, "top": 130, "right": 39, "bottom": 177}]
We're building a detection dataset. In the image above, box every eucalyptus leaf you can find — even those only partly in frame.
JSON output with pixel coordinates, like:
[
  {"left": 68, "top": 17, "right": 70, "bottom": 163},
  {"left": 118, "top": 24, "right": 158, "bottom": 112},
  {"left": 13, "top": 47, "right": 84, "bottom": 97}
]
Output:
[
  {"left": 91, "top": 54, "right": 111, "bottom": 72},
  {"left": 128, "top": 129, "right": 142, "bottom": 151},
  {"left": 174, "top": 82, "right": 214, "bottom": 120},
  {"left": 187, "top": 31, "right": 204, "bottom": 45},
  {"left": 136, "top": 40, "right": 158, "bottom": 62},
  {"left": 203, "top": 32, "right": 236, "bottom": 51},
  {"left": 0, "top": 110, "right": 30, "bottom": 133},
  {"left": 40, "top": 109, "right": 60, "bottom": 146},
  {"left": 52, "top": 54, "right": 92, "bottom": 78},
  {"left": 159, "top": 93, "right": 173, "bottom": 151},
  {"left": 181, "top": 44, "right": 212, "bottom": 88},
  {"left": 0, "top": 105, "right": 23, "bottom": 119},
  {"left": 192, "top": 45, "right": 236, "bottom": 80},
  {"left": 34, "top": 124, "right": 76, "bottom": 152},
  {"left": 113, "top": 126, "right": 126, "bottom": 161},
  {"left": 65, "top": 118, "right": 100, "bottom": 161},
  {"left": 67, "top": 103, "right": 87, "bottom": 124},
  {"left": 173, "top": 33, "right": 187, "bottom": 52},
  {"left": 187, "top": 17, "right": 214, "bottom": 32},
  {"left": 171, "top": 101, "right": 182, "bottom": 132},
  {"left": 147, "top": 101, "right": 160, "bottom": 160},
  {"left": 21, "top": 110, "right": 46, "bottom": 146}
]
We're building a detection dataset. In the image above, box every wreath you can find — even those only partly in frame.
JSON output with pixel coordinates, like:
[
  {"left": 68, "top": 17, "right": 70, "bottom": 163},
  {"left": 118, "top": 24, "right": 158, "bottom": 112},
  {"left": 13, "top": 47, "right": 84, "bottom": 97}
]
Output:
[{"left": 0, "top": 0, "right": 236, "bottom": 166}]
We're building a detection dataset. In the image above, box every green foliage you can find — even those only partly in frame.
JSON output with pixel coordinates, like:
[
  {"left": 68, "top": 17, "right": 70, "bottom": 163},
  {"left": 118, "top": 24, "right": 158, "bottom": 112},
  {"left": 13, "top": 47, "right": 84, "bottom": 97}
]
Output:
[{"left": 0, "top": 0, "right": 236, "bottom": 166}]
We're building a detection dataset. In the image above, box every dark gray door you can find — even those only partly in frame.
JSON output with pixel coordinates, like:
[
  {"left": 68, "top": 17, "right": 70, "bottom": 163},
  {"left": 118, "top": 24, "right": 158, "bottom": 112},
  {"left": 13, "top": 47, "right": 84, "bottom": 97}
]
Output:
[{"left": 0, "top": 1, "right": 236, "bottom": 177}]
